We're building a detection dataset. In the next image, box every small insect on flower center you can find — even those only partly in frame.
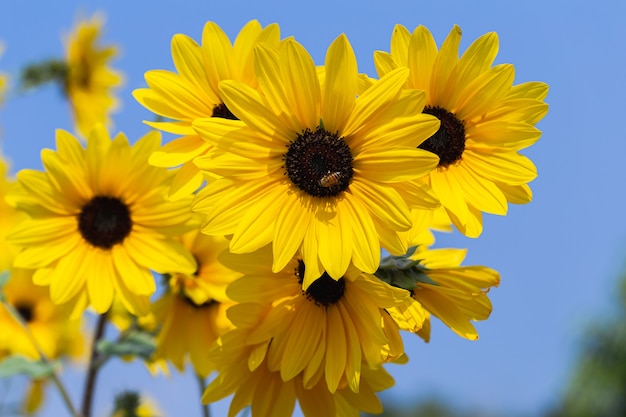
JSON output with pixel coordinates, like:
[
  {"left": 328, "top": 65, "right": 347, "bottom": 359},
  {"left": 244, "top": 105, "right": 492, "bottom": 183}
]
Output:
[
  {"left": 295, "top": 260, "right": 346, "bottom": 307},
  {"left": 419, "top": 106, "right": 466, "bottom": 168},
  {"left": 211, "top": 102, "right": 238, "bottom": 120},
  {"left": 15, "top": 302, "right": 34, "bottom": 322},
  {"left": 284, "top": 127, "right": 353, "bottom": 198},
  {"left": 78, "top": 196, "right": 132, "bottom": 250}
]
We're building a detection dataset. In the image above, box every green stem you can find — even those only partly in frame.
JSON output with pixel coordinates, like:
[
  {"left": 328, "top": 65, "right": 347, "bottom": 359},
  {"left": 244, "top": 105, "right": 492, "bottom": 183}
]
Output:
[
  {"left": 2, "top": 302, "right": 81, "bottom": 417},
  {"left": 196, "top": 374, "right": 210, "bottom": 417},
  {"left": 81, "top": 314, "right": 108, "bottom": 417}
]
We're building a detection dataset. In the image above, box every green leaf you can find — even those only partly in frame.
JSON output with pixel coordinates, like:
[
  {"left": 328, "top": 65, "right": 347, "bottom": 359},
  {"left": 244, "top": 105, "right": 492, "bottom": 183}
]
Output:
[
  {"left": 97, "top": 330, "right": 156, "bottom": 361},
  {"left": 0, "top": 355, "right": 56, "bottom": 379},
  {"left": 0, "top": 270, "right": 10, "bottom": 288}
]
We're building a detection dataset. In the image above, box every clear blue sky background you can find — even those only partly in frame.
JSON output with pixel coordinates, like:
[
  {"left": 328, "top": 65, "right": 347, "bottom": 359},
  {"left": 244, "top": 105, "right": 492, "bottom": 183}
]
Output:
[{"left": 1, "top": 0, "right": 625, "bottom": 416}]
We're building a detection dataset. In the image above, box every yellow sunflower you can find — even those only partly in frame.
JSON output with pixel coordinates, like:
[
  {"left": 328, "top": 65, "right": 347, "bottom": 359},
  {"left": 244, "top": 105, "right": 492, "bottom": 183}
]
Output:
[
  {"left": 152, "top": 229, "right": 238, "bottom": 376},
  {"left": 0, "top": 43, "right": 6, "bottom": 106},
  {"left": 64, "top": 14, "right": 122, "bottom": 138},
  {"left": 387, "top": 237, "right": 500, "bottom": 341},
  {"left": 6, "top": 126, "right": 197, "bottom": 317},
  {"left": 204, "top": 328, "right": 395, "bottom": 417},
  {"left": 0, "top": 268, "right": 84, "bottom": 359},
  {"left": 111, "top": 392, "right": 163, "bottom": 417},
  {"left": 219, "top": 246, "right": 407, "bottom": 394},
  {"left": 192, "top": 34, "right": 441, "bottom": 284},
  {"left": 375, "top": 24, "right": 548, "bottom": 237},
  {"left": 133, "top": 20, "right": 281, "bottom": 199},
  {"left": 0, "top": 156, "right": 25, "bottom": 271}
]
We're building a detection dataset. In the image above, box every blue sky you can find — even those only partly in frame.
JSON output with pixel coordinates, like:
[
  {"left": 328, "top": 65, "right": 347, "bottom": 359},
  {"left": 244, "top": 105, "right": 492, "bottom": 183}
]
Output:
[{"left": 1, "top": 0, "right": 625, "bottom": 416}]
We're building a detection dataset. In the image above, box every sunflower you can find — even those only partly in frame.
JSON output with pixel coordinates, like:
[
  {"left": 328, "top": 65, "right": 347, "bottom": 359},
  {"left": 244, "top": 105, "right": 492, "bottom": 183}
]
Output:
[
  {"left": 203, "top": 328, "right": 395, "bottom": 417},
  {"left": 0, "top": 156, "right": 25, "bottom": 271},
  {"left": 386, "top": 236, "right": 500, "bottom": 341},
  {"left": 152, "top": 229, "right": 238, "bottom": 376},
  {"left": 375, "top": 24, "right": 548, "bottom": 237},
  {"left": 64, "top": 14, "right": 122, "bottom": 138},
  {"left": 6, "top": 126, "right": 197, "bottom": 317},
  {"left": 111, "top": 392, "right": 163, "bottom": 417},
  {"left": 218, "top": 246, "right": 407, "bottom": 394},
  {"left": 0, "top": 268, "right": 84, "bottom": 359},
  {"left": 0, "top": 44, "right": 6, "bottom": 106},
  {"left": 133, "top": 20, "right": 281, "bottom": 199},
  {"left": 192, "top": 34, "right": 441, "bottom": 284}
]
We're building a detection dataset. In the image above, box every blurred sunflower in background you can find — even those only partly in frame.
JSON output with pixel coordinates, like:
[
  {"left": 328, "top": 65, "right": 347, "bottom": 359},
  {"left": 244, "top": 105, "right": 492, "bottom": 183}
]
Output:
[
  {"left": 152, "top": 229, "right": 238, "bottom": 377},
  {"left": 0, "top": 155, "right": 25, "bottom": 271},
  {"left": 133, "top": 20, "right": 281, "bottom": 199},
  {"left": 375, "top": 24, "right": 548, "bottom": 237},
  {"left": 6, "top": 126, "right": 197, "bottom": 317},
  {"left": 0, "top": 43, "right": 7, "bottom": 106},
  {"left": 0, "top": 268, "right": 84, "bottom": 359},
  {"left": 64, "top": 14, "right": 122, "bottom": 137}
]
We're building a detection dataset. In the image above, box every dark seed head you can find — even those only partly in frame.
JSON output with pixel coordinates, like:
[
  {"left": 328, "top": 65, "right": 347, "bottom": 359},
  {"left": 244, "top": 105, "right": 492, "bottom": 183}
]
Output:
[
  {"left": 419, "top": 106, "right": 466, "bottom": 168},
  {"left": 284, "top": 127, "right": 353, "bottom": 198},
  {"left": 78, "top": 196, "right": 132, "bottom": 249},
  {"left": 180, "top": 293, "right": 219, "bottom": 310},
  {"left": 295, "top": 260, "right": 346, "bottom": 307},
  {"left": 211, "top": 102, "right": 238, "bottom": 120},
  {"left": 15, "top": 302, "right": 34, "bottom": 322}
]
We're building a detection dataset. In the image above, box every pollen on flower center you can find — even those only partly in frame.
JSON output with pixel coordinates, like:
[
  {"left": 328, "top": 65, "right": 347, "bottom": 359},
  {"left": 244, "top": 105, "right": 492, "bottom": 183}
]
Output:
[
  {"left": 211, "top": 102, "right": 238, "bottom": 120},
  {"left": 15, "top": 302, "right": 34, "bottom": 322},
  {"left": 419, "top": 106, "right": 466, "bottom": 167},
  {"left": 284, "top": 127, "right": 353, "bottom": 198},
  {"left": 295, "top": 260, "right": 346, "bottom": 307},
  {"left": 78, "top": 196, "right": 132, "bottom": 249}
]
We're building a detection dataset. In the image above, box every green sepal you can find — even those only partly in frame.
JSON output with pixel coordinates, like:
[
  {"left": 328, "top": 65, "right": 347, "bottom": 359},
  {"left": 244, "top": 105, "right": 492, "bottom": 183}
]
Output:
[{"left": 375, "top": 246, "right": 438, "bottom": 291}]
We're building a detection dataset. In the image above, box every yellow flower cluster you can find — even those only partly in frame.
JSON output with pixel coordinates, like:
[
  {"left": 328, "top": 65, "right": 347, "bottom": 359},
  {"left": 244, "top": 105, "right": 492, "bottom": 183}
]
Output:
[{"left": 0, "top": 16, "right": 547, "bottom": 417}]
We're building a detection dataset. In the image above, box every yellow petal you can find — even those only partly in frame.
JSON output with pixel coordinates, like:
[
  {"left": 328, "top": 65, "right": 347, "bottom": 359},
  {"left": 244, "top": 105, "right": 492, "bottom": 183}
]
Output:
[
  {"left": 281, "top": 39, "right": 320, "bottom": 128},
  {"left": 322, "top": 34, "right": 357, "bottom": 134}
]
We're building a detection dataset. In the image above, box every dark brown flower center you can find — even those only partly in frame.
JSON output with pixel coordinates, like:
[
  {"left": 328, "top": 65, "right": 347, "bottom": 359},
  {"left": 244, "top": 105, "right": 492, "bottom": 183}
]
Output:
[
  {"left": 284, "top": 127, "right": 353, "bottom": 197},
  {"left": 15, "top": 302, "right": 34, "bottom": 322},
  {"left": 181, "top": 293, "right": 219, "bottom": 310},
  {"left": 419, "top": 106, "right": 466, "bottom": 167},
  {"left": 78, "top": 196, "right": 132, "bottom": 249},
  {"left": 295, "top": 260, "right": 345, "bottom": 307},
  {"left": 211, "top": 102, "right": 238, "bottom": 120}
]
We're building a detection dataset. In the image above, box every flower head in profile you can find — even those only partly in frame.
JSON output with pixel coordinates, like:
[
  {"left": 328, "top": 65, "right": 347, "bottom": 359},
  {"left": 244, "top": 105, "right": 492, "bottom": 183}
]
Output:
[
  {"left": 133, "top": 20, "right": 281, "bottom": 198},
  {"left": 64, "top": 14, "right": 122, "bottom": 137},
  {"left": 375, "top": 24, "right": 548, "bottom": 237},
  {"left": 7, "top": 126, "right": 197, "bottom": 317},
  {"left": 386, "top": 238, "right": 500, "bottom": 341},
  {"left": 152, "top": 229, "right": 238, "bottom": 376},
  {"left": 0, "top": 268, "right": 84, "bottom": 359},
  {"left": 193, "top": 34, "right": 441, "bottom": 285},
  {"left": 219, "top": 246, "right": 407, "bottom": 394}
]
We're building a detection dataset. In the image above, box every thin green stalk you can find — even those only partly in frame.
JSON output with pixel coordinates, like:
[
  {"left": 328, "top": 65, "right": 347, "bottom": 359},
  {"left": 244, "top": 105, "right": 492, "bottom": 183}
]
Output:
[
  {"left": 81, "top": 314, "right": 108, "bottom": 417},
  {"left": 196, "top": 374, "right": 210, "bottom": 417}
]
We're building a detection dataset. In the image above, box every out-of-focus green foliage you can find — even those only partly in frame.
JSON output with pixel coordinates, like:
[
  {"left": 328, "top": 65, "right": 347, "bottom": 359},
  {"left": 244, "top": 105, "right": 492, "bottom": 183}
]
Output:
[
  {"left": 375, "top": 271, "right": 626, "bottom": 417},
  {"left": 547, "top": 272, "right": 626, "bottom": 417}
]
